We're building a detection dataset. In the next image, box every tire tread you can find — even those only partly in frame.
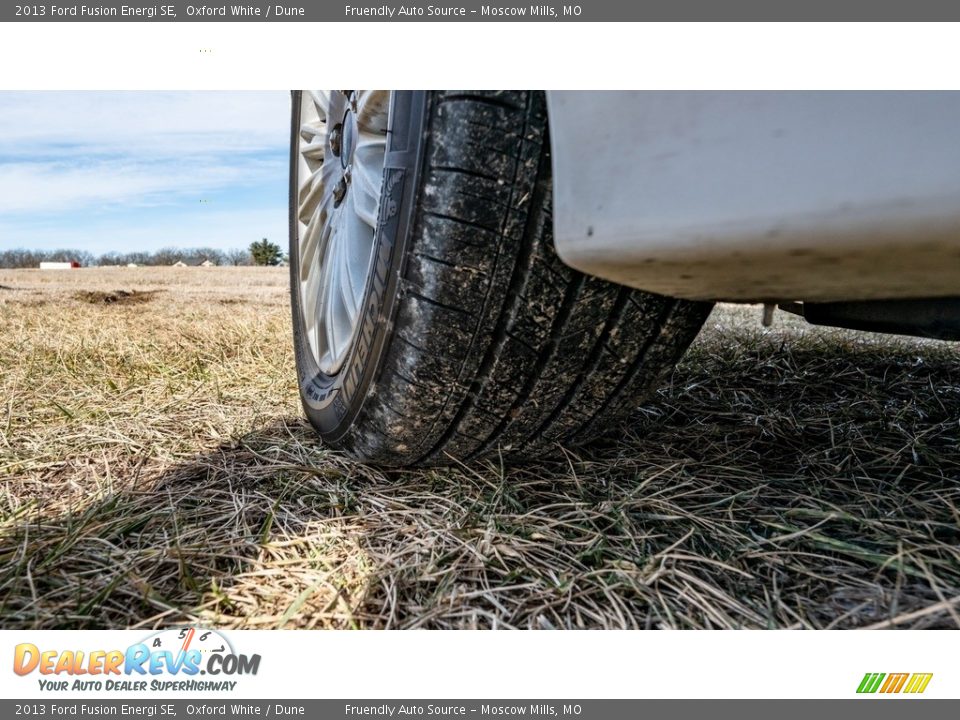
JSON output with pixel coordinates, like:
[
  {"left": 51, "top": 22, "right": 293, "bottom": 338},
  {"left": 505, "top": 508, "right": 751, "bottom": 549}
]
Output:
[{"left": 335, "top": 91, "right": 712, "bottom": 465}]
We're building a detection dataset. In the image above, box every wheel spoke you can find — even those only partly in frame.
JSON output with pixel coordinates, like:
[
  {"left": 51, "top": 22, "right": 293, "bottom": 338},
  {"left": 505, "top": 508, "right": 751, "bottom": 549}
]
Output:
[
  {"left": 297, "top": 166, "right": 324, "bottom": 225},
  {"left": 299, "top": 120, "right": 324, "bottom": 143},
  {"left": 299, "top": 218, "right": 320, "bottom": 281},
  {"left": 306, "top": 91, "right": 332, "bottom": 121},
  {"left": 336, "top": 238, "right": 359, "bottom": 321},
  {"left": 339, "top": 195, "right": 370, "bottom": 316},
  {"left": 337, "top": 209, "right": 364, "bottom": 331},
  {"left": 355, "top": 90, "right": 390, "bottom": 133},
  {"left": 299, "top": 164, "right": 338, "bottom": 271},
  {"left": 319, "top": 223, "right": 340, "bottom": 359},
  {"left": 351, "top": 181, "right": 380, "bottom": 227},
  {"left": 355, "top": 128, "right": 387, "bottom": 158},
  {"left": 300, "top": 137, "right": 325, "bottom": 163},
  {"left": 352, "top": 130, "right": 385, "bottom": 227},
  {"left": 303, "top": 250, "right": 323, "bottom": 329}
]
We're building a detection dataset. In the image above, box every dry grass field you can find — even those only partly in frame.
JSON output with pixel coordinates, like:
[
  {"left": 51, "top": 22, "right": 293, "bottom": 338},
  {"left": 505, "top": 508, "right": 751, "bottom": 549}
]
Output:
[{"left": 1, "top": 266, "right": 958, "bottom": 629}]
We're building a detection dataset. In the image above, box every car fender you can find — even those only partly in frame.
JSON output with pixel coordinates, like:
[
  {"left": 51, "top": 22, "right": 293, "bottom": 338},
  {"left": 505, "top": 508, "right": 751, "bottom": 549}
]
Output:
[{"left": 545, "top": 91, "right": 960, "bottom": 302}]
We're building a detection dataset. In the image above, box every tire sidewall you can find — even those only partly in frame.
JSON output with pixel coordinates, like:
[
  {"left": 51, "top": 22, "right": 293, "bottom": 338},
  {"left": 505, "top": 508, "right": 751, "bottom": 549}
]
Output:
[{"left": 289, "top": 90, "right": 427, "bottom": 441}]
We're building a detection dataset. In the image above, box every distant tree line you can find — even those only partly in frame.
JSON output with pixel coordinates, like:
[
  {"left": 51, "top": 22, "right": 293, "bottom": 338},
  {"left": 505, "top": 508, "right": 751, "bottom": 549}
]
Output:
[{"left": 0, "top": 241, "right": 285, "bottom": 269}]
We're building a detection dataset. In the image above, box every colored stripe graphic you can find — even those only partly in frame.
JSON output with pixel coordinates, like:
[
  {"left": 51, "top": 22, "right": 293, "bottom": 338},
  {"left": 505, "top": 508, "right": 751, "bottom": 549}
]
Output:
[
  {"left": 857, "top": 672, "right": 932, "bottom": 694},
  {"left": 857, "top": 673, "right": 885, "bottom": 693},
  {"left": 881, "top": 673, "right": 909, "bottom": 693},
  {"left": 904, "top": 673, "right": 934, "bottom": 694}
]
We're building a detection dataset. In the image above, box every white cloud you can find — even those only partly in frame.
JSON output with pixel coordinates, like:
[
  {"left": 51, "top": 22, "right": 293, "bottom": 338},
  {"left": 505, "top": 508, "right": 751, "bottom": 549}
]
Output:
[
  {"left": 0, "top": 91, "right": 288, "bottom": 216},
  {"left": 0, "top": 91, "right": 288, "bottom": 157},
  {"left": 0, "top": 156, "right": 280, "bottom": 214}
]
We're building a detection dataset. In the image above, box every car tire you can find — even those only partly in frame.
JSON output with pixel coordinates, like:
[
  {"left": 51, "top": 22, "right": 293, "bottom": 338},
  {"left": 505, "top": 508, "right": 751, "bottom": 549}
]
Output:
[{"left": 290, "top": 90, "right": 712, "bottom": 466}]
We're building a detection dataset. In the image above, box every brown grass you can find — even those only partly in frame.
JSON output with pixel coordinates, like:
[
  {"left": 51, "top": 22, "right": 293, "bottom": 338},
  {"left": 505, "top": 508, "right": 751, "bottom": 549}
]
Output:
[{"left": 1, "top": 266, "right": 958, "bottom": 629}]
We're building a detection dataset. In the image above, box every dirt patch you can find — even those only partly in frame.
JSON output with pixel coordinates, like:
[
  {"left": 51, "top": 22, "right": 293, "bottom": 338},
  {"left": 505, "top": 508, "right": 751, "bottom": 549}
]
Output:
[
  {"left": 74, "top": 289, "right": 162, "bottom": 305},
  {"left": 0, "top": 284, "right": 14, "bottom": 290}
]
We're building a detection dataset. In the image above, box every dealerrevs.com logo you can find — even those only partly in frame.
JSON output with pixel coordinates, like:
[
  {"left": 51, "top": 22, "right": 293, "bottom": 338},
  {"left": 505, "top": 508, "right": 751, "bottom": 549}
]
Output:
[{"left": 13, "top": 628, "right": 261, "bottom": 693}]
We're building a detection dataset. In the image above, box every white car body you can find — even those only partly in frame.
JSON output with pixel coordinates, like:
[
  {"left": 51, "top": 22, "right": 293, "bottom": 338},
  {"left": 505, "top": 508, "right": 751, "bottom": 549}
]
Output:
[{"left": 546, "top": 91, "right": 960, "bottom": 302}]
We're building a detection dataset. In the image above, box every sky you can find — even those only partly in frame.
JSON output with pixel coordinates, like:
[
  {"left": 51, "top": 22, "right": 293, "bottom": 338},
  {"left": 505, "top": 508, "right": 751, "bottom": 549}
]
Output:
[{"left": 0, "top": 91, "right": 289, "bottom": 255}]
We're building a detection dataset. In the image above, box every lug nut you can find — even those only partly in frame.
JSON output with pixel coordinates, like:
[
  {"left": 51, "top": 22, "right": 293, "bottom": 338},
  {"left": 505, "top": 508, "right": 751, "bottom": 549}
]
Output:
[
  {"left": 333, "top": 177, "right": 347, "bottom": 208},
  {"left": 329, "top": 124, "right": 343, "bottom": 156}
]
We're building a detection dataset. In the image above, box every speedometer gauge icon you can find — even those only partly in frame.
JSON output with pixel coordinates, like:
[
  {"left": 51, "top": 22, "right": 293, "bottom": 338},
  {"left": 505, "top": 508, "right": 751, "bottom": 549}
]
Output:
[{"left": 140, "top": 628, "right": 234, "bottom": 657}]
